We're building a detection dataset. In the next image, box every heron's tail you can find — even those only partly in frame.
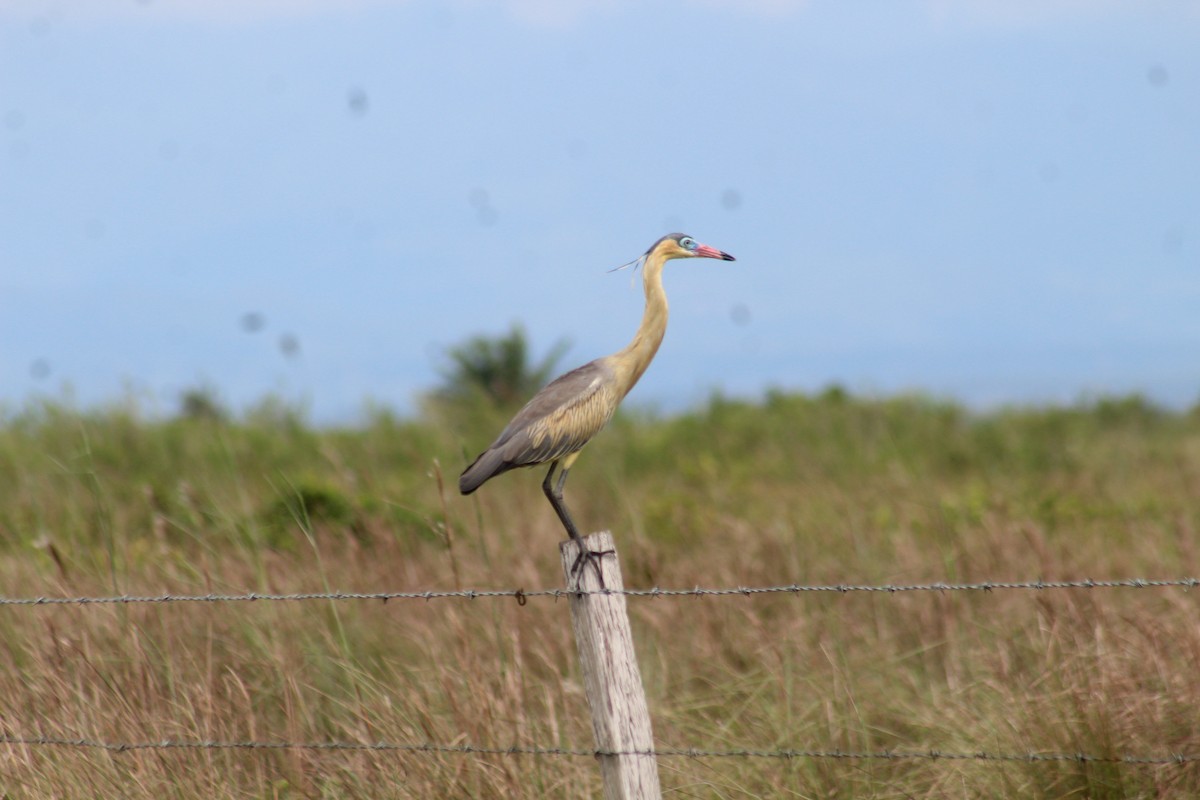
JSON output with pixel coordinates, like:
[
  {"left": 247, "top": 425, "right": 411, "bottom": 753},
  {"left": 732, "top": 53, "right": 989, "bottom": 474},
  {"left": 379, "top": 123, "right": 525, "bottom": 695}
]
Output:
[{"left": 459, "top": 448, "right": 507, "bottom": 495}]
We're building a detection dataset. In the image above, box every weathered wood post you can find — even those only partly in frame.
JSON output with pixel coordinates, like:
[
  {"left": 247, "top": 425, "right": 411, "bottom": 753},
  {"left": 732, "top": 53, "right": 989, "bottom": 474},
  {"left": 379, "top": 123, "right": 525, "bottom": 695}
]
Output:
[{"left": 560, "top": 531, "right": 662, "bottom": 800}]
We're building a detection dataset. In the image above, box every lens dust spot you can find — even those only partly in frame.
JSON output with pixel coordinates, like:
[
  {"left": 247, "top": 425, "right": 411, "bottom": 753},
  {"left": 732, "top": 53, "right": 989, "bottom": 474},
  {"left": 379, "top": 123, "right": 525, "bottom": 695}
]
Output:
[
  {"left": 469, "top": 188, "right": 497, "bottom": 226},
  {"left": 241, "top": 312, "right": 265, "bottom": 333},
  {"left": 348, "top": 87, "right": 369, "bottom": 117},
  {"left": 30, "top": 358, "right": 51, "bottom": 380},
  {"left": 279, "top": 333, "right": 300, "bottom": 358}
]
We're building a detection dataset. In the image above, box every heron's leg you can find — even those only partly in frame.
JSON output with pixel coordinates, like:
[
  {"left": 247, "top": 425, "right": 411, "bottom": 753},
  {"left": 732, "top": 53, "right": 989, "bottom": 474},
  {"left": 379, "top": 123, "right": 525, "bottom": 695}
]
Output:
[
  {"left": 542, "top": 461, "right": 582, "bottom": 541},
  {"left": 541, "top": 461, "right": 614, "bottom": 587}
]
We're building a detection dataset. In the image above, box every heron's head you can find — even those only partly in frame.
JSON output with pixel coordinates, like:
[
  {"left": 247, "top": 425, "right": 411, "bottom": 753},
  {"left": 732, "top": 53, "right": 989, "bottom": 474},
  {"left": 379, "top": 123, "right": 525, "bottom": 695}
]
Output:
[{"left": 650, "top": 233, "right": 736, "bottom": 262}]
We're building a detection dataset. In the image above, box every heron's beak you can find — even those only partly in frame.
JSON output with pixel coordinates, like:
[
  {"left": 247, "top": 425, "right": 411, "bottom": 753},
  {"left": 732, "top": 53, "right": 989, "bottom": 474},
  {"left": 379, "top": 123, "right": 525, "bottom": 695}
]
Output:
[{"left": 694, "top": 243, "right": 736, "bottom": 261}]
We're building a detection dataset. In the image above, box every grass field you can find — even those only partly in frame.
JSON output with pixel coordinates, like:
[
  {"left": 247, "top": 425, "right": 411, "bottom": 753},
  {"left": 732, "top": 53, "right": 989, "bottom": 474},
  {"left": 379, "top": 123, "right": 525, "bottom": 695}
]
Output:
[{"left": 0, "top": 389, "right": 1198, "bottom": 798}]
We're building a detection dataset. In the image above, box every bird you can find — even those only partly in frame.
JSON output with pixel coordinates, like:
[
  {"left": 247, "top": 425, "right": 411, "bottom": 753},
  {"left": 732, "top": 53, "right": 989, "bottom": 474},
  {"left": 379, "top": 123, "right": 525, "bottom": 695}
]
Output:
[{"left": 459, "top": 233, "right": 736, "bottom": 581}]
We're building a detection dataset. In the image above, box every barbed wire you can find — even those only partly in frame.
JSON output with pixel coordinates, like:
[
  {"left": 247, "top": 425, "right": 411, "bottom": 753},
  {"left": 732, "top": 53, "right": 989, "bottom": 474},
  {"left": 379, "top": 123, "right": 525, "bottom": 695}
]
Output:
[
  {"left": 0, "top": 734, "right": 1195, "bottom": 765},
  {"left": 0, "top": 577, "right": 1195, "bottom": 608}
]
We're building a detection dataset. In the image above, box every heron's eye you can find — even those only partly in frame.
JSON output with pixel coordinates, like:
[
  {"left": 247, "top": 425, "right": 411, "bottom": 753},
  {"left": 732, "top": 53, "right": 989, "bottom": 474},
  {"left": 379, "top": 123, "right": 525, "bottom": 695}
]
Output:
[{"left": 680, "top": 237, "right": 696, "bottom": 250}]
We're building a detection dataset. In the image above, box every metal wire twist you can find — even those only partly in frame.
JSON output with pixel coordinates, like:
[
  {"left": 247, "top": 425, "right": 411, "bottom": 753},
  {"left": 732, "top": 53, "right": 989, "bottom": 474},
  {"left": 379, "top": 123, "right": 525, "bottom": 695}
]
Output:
[
  {"left": 0, "top": 577, "right": 1195, "bottom": 607},
  {"left": 0, "top": 735, "right": 1195, "bottom": 765}
]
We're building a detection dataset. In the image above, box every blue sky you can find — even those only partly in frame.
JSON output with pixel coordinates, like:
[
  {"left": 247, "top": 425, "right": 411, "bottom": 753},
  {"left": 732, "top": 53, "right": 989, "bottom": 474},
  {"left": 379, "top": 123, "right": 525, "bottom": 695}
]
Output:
[{"left": 1, "top": 0, "right": 1197, "bottom": 422}]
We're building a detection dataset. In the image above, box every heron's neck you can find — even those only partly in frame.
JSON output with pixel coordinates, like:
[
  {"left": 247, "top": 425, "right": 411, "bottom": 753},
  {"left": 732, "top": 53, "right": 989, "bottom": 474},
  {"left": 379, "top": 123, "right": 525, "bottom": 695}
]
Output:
[{"left": 612, "top": 252, "right": 668, "bottom": 397}]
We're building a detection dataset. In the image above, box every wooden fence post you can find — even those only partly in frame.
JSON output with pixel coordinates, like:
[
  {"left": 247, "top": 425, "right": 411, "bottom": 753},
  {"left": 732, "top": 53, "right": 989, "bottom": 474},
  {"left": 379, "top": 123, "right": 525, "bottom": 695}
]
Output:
[{"left": 560, "top": 531, "right": 662, "bottom": 800}]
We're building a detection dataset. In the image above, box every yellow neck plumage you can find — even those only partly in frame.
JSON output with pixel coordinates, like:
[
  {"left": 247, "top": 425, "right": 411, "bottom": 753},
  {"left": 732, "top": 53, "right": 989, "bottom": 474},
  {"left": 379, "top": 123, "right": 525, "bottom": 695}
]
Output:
[{"left": 610, "top": 248, "right": 670, "bottom": 397}]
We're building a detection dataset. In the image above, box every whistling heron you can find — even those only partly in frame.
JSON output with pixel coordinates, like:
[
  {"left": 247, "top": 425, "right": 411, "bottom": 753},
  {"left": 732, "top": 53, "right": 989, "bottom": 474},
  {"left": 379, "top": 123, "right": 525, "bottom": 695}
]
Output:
[{"left": 459, "top": 233, "right": 736, "bottom": 579}]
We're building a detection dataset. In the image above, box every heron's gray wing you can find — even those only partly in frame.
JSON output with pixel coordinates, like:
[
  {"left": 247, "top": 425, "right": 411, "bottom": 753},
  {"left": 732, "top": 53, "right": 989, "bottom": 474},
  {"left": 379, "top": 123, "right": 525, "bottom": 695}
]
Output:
[
  {"left": 493, "top": 359, "right": 617, "bottom": 463},
  {"left": 459, "top": 359, "right": 617, "bottom": 493}
]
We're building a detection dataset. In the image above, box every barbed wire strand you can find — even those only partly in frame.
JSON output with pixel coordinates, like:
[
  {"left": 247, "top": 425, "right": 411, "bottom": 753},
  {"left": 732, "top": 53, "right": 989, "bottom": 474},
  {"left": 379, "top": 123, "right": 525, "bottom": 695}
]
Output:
[
  {"left": 0, "top": 577, "right": 1195, "bottom": 607},
  {"left": 0, "top": 735, "right": 1195, "bottom": 765}
]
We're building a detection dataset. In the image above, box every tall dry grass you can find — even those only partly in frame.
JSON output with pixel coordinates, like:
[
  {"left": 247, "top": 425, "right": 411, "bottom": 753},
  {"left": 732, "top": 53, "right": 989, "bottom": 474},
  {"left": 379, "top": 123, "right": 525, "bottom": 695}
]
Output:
[{"left": 0, "top": 391, "right": 1197, "bottom": 798}]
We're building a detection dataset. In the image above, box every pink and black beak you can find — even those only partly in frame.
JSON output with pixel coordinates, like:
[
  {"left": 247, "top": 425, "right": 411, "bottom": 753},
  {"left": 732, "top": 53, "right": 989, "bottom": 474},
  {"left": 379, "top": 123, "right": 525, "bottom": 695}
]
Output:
[{"left": 694, "top": 242, "right": 736, "bottom": 261}]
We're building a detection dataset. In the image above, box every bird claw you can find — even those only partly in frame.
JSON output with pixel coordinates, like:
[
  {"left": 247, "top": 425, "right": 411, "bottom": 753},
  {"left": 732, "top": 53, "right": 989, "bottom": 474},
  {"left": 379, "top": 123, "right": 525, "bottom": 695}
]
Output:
[{"left": 570, "top": 547, "right": 615, "bottom": 590}]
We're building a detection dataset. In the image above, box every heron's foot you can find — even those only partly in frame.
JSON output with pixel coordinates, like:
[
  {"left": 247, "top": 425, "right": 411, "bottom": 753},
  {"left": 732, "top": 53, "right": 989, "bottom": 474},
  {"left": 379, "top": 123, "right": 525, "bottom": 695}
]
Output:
[{"left": 570, "top": 547, "right": 615, "bottom": 590}]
